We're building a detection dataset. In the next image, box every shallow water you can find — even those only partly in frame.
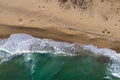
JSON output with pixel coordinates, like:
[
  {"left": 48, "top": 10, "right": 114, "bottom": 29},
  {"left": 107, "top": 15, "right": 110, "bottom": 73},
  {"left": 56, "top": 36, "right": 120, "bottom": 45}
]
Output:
[
  {"left": 0, "top": 33, "right": 120, "bottom": 80},
  {"left": 0, "top": 53, "right": 119, "bottom": 80},
  {"left": 0, "top": 53, "right": 109, "bottom": 80}
]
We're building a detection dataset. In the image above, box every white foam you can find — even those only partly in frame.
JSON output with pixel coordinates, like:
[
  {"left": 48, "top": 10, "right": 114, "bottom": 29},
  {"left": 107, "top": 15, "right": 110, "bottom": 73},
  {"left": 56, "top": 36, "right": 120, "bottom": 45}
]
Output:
[
  {"left": 0, "top": 33, "right": 120, "bottom": 78},
  {"left": 111, "top": 73, "right": 120, "bottom": 78},
  {"left": 81, "top": 44, "right": 120, "bottom": 78},
  {"left": 23, "top": 53, "right": 36, "bottom": 74}
]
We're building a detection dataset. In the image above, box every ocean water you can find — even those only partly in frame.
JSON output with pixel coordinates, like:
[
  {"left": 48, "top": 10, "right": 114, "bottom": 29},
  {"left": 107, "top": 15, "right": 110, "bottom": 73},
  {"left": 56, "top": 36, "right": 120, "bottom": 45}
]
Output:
[
  {"left": 0, "top": 53, "right": 111, "bottom": 80},
  {"left": 0, "top": 33, "right": 120, "bottom": 80}
]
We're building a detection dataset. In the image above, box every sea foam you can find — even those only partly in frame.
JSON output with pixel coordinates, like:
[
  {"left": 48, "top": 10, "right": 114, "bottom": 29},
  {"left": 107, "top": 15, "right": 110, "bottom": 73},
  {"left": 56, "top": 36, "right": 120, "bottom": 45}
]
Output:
[{"left": 0, "top": 33, "right": 120, "bottom": 78}]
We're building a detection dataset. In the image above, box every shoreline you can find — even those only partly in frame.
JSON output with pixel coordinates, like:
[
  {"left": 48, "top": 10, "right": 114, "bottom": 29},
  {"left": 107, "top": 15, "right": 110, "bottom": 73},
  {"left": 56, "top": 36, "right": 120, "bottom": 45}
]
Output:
[
  {"left": 0, "top": 24, "right": 120, "bottom": 53},
  {"left": 0, "top": 0, "right": 120, "bottom": 52}
]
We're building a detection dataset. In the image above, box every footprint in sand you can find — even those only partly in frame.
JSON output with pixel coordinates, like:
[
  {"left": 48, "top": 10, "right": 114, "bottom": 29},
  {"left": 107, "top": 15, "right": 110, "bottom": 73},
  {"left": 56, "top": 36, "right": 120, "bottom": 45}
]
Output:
[
  {"left": 101, "top": 0, "right": 104, "bottom": 2},
  {"left": 102, "top": 29, "right": 111, "bottom": 34},
  {"left": 18, "top": 18, "right": 24, "bottom": 25},
  {"left": 29, "top": 19, "right": 35, "bottom": 24},
  {"left": 107, "top": 31, "right": 110, "bottom": 34},
  {"left": 118, "top": 20, "right": 120, "bottom": 22},
  {"left": 115, "top": 24, "right": 118, "bottom": 28}
]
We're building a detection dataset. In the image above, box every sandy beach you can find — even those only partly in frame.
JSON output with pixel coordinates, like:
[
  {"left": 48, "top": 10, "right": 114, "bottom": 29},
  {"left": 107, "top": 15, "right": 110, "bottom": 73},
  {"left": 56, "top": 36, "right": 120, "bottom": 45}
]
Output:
[{"left": 0, "top": 0, "right": 120, "bottom": 52}]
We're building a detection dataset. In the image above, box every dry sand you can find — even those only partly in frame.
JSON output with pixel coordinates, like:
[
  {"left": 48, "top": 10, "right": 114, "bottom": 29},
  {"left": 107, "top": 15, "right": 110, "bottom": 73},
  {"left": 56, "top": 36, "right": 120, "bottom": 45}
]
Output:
[{"left": 0, "top": 0, "right": 120, "bottom": 52}]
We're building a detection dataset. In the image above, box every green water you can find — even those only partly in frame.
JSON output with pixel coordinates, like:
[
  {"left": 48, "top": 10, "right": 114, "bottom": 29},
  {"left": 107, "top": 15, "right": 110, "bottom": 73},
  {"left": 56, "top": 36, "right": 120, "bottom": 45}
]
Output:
[{"left": 0, "top": 53, "right": 118, "bottom": 80}]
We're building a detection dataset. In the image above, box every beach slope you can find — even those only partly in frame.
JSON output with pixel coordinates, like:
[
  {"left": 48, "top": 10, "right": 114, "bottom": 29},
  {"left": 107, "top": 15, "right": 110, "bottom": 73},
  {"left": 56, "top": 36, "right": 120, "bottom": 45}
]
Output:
[{"left": 0, "top": 0, "right": 120, "bottom": 52}]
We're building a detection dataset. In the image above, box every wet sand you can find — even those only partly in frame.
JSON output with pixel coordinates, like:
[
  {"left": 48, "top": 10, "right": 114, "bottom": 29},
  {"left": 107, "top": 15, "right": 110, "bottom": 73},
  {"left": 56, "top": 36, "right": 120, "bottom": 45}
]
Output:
[
  {"left": 0, "top": 24, "right": 120, "bottom": 53},
  {"left": 0, "top": 0, "right": 120, "bottom": 52}
]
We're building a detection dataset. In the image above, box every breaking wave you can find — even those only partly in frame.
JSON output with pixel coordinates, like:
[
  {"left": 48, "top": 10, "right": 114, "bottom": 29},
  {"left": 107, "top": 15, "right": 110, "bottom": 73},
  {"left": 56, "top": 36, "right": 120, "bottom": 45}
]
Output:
[{"left": 0, "top": 33, "right": 120, "bottom": 79}]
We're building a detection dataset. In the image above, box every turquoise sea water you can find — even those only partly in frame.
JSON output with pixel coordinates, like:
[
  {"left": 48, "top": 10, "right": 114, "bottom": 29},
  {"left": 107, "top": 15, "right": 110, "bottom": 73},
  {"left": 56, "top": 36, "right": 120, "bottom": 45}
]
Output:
[
  {"left": 0, "top": 33, "right": 120, "bottom": 80},
  {"left": 0, "top": 53, "right": 119, "bottom": 80}
]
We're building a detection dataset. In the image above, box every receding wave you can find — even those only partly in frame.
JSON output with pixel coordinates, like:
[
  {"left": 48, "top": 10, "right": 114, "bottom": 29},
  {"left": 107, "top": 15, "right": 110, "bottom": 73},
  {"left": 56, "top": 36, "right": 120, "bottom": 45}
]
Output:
[{"left": 0, "top": 33, "right": 120, "bottom": 79}]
